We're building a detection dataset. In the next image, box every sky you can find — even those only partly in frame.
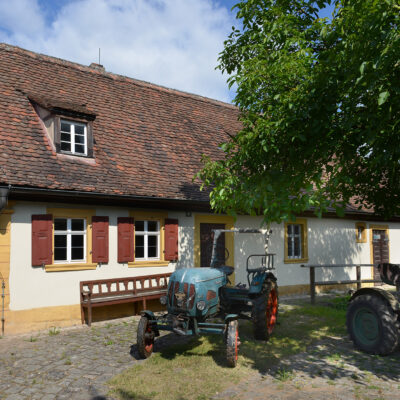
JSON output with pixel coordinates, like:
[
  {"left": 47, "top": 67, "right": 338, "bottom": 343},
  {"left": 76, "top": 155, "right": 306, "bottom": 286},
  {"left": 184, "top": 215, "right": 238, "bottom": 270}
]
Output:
[{"left": 0, "top": 0, "right": 334, "bottom": 103}]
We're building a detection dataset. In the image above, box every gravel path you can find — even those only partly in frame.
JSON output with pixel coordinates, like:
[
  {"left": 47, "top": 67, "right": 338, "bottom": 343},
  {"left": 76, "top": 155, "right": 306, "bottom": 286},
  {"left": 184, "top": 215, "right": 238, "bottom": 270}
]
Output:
[{"left": 214, "top": 334, "right": 400, "bottom": 400}]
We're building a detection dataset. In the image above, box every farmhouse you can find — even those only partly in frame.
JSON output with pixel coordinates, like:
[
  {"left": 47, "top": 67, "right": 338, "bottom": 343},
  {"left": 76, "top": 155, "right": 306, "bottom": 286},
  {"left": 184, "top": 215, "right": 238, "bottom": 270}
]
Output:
[{"left": 1, "top": 43, "right": 399, "bottom": 334}]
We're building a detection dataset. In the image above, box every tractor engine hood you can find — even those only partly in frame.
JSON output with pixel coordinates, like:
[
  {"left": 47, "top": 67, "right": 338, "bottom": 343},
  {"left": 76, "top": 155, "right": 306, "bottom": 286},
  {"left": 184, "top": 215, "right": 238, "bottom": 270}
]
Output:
[
  {"left": 171, "top": 267, "right": 225, "bottom": 283},
  {"left": 167, "top": 267, "right": 226, "bottom": 316}
]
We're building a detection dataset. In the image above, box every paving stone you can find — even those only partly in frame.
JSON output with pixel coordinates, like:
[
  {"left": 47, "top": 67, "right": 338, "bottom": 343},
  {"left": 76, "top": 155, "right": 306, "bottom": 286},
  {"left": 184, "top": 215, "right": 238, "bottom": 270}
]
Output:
[{"left": 4, "top": 395, "right": 25, "bottom": 400}]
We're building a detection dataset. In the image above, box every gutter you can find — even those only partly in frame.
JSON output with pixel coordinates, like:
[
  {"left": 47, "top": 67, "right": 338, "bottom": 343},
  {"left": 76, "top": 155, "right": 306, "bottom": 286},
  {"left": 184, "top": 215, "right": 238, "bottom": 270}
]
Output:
[
  {"left": 1, "top": 185, "right": 397, "bottom": 222},
  {"left": 2, "top": 185, "right": 212, "bottom": 212}
]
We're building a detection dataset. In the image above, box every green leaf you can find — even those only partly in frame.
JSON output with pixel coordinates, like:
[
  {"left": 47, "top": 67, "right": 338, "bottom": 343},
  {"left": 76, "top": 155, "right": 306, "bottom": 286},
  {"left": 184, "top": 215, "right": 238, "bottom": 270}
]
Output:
[{"left": 378, "top": 91, "right": 390, "bottom": 105}]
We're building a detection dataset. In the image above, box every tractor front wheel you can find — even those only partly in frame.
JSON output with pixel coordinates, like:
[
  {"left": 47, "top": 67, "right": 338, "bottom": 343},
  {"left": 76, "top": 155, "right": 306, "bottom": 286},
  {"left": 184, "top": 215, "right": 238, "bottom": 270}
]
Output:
[
  {"left": 346, "top": 293, "right": 399, "bottom": 355},
  {"left": 137, "top": 316, "right": 155, "bottom": 359},
  {"left": 226, "top": 320, "right": 239, "bottom": 367},
  {"left": 252, "top": 282, "right": 279, "bottom": 341}
]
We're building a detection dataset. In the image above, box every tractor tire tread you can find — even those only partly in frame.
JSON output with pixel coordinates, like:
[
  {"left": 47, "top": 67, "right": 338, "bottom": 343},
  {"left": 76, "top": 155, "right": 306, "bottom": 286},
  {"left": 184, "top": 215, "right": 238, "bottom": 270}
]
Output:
[
  {"left": 226, "top": 320, "right": 238, "bottom": 368},
  {"left": 252, "top": 282, "right": 279, "bottom": 341},
  {"left": 346, "top": 293, "right": 399, "bottom": 355},
  {"left": 137, "top": 316, "right": 154, "bottom": 359}
]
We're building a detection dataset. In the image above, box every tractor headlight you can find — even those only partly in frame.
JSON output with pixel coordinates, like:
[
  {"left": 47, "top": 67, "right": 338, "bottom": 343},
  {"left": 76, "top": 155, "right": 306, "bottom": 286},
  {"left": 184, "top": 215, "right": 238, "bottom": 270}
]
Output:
[
  {"left": 196, "top": 301, "right": 206, "bottom": 311},
  {"left": 159, "top": 296, "right": 167, "bottom": 305}
]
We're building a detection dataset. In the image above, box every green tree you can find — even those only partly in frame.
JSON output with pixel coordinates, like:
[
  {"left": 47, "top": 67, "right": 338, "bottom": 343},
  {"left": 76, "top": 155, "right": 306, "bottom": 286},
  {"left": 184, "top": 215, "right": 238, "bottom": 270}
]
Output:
[{"left": 198, "top": 0, "right": 400, "bottom": 223}]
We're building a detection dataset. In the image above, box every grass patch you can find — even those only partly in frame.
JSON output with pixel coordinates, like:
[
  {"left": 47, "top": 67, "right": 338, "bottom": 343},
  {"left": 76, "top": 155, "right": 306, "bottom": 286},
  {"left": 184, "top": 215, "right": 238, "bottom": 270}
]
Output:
[
  {"left": 25, "top": 335, "right": 39, "bottom": 342},
  {"left": 108, "top": 299, "right": 347, "bottom": 400},
  {"left": 275, "top": 367, "right": 294, "bottom": 382},
  {"left": 48, "top": 326, "right": 60, "bottom": 336}
]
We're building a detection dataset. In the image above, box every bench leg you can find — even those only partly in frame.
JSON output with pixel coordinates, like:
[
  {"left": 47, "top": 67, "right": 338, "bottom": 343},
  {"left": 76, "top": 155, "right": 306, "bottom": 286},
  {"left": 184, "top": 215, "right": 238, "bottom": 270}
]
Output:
[
  {"left": 80, "top": 305, "right": 85, "bottom": 325},
  {"left": 142, "top": 298, "right": 146, "bottom": 311},
  {"left": 88, "top": 304, "right": 92, "bottom": 327}
]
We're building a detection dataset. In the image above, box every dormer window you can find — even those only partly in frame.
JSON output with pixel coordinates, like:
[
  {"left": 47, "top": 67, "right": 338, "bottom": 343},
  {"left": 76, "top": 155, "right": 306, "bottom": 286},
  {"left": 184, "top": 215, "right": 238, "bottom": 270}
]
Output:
[
  {"left": 28, "top": 95, "right": 95, "bottom": 158},
  {"left": 60, "top": 120, "right": 87, "bottom": 156}
]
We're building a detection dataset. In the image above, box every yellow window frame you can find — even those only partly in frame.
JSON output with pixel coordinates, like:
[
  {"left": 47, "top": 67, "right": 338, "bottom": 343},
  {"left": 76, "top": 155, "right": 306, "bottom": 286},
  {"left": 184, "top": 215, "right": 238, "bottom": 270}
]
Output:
[
  {"left": 128, "top": 210, "right": 169, "bottom": 267},
  {"left": 369, "top": 224, "right": 390, "bottom": 279},
  {"left": 355, "top": 222, "right": 367, "bottom": 243},
  {"left": 284, "top": 218, "right": 308, "bottom": 264},
  {"left": 45, "top": 208, "right": 97, "bottom": 272}
]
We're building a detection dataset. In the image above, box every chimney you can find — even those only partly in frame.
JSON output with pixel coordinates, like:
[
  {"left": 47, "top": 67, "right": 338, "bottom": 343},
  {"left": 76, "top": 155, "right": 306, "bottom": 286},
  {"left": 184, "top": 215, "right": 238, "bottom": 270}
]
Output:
[{"left": 89, "top": 63, "right": 105, "bottom": 72}]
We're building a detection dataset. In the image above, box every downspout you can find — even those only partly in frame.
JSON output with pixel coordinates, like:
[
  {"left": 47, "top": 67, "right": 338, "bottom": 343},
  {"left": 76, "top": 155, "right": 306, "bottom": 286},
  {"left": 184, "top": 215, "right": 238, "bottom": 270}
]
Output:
[
  {"left": 0, "top": 186, "right": 10, "bottom": 213},
  {"left": 0, "top": 272, "right": 4, "bottom": 337},
  {"left": 0, "top": 185, "right": 10, "bottom": 336}
]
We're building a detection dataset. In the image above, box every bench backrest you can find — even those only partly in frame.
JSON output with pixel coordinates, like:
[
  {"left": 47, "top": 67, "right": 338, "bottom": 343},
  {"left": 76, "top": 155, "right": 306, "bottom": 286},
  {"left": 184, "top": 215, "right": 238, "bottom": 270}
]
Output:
[{"left": 80, "top": 273, "right": 171, "bottom": 300}]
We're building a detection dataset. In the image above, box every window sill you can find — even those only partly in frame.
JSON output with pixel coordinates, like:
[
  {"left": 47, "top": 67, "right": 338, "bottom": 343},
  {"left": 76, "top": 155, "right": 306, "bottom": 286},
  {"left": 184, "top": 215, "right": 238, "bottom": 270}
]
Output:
[
  {"left": 284, "top": 258, "right": 309, "bottom": 264},
  {"left": 45, "top": 263, "right": 98, "bottom": 272},
  {"left": 128, "top": 261, "right": 170, "bottom": 268}
]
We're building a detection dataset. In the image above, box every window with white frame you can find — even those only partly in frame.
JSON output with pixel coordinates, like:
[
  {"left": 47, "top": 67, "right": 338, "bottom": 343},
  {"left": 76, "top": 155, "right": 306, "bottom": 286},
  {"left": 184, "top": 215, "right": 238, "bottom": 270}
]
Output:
[
  {"left": 287, "top": 224, "right": 302, "bottom": 259},
  {"left": 54, "top": 218, "right": 86, "bottom": 263},
  {"left": 60, "top": 120, "right": 87, "bottom": 156},
  {"left": 135, "top": 220, "right": 160, "bottom": 260}
]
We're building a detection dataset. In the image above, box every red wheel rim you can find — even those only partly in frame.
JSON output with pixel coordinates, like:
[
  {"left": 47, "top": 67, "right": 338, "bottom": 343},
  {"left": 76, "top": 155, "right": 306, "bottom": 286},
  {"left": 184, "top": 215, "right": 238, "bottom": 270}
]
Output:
[
  {"left": 145, "top": 322, "right": 154, "bottom": 353},
  {"left": 266, "top": 289, "right": 278, "bottom": 334}
]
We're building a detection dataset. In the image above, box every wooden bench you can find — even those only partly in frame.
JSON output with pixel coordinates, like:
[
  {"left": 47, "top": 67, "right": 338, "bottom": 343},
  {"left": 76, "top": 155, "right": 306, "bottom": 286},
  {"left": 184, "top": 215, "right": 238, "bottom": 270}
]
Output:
[{"left": 80, "top": 273, "right": 171, "bottom": 326}]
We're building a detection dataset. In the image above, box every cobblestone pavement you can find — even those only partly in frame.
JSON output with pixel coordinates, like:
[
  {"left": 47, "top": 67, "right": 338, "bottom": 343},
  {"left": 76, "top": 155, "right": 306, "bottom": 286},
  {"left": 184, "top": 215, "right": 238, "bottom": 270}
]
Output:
[
  {"left": 0, "top": 317, "right": 161, "bottom": 400},
  {"left": 1, "top": 299, "right": 400, "bottom": 400}
]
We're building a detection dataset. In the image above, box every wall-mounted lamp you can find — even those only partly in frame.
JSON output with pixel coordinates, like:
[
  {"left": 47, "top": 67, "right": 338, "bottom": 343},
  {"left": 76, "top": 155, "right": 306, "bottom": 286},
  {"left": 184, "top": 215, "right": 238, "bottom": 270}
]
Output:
[{"left": 185, "top": 211, "right": 192, "bottom": 217}]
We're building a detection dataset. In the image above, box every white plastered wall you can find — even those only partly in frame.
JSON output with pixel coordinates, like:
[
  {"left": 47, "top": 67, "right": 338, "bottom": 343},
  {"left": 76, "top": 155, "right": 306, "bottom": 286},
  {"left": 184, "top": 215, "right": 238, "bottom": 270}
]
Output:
[
  {"left": 9, "top": 202, "right": 400, "bottom": 311},
  {"left": 9, "top": 202, "right": 192, "bottom": 310},
  {"left": 233, "top": 216, "right": 400, "bottom": 288}
]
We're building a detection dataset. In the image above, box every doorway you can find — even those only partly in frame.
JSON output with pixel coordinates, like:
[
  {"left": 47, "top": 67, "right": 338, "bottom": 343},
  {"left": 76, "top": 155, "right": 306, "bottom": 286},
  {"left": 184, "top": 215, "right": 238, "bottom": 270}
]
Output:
[
  {"left": 200, "top": 223, "right": 225, "bottom": 268},
  {"left": 194, "top": 215, "right": 234, "bottom": 281},
  {"left": 371, "top": 228, "right": 389, "bottom": 286}
]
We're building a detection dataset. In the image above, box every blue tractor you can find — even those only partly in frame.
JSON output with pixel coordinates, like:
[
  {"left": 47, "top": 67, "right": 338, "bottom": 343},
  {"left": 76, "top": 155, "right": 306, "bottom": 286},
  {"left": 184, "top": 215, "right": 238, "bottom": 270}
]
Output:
[{"left": 136, "top": 229, "right": 279, "bottom": 367}]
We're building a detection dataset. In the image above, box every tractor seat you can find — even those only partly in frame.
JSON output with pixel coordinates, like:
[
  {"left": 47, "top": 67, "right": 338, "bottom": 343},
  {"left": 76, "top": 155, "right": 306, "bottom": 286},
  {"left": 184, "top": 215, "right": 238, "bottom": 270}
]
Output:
[
  {"left": 378, "top": 263, "right": 400, "bottom": 286},
  {"left": 215, "top": 265, "right": 234, "bottom": 276}
]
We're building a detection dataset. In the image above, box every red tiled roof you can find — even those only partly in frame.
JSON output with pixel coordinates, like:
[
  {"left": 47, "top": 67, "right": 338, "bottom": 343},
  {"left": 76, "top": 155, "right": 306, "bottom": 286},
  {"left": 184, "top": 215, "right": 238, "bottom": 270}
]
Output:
[{"left": 0, "top": 43, "right": 241, "bottom": 203}]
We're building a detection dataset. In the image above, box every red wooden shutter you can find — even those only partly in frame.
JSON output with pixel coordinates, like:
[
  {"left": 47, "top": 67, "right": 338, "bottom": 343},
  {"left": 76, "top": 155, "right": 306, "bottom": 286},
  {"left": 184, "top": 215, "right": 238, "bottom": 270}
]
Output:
[
  {"left": 32, "top": 214, "right": 53, "bottom": 266},
  {"left": 118, "top": 217, "right": 134, "bottom": 263},
  {"left": 164, "top": 219, "right": 179, "bottom": 261},
  {"left": 92, "top": 216, "right": 109, "bottom": 263}
]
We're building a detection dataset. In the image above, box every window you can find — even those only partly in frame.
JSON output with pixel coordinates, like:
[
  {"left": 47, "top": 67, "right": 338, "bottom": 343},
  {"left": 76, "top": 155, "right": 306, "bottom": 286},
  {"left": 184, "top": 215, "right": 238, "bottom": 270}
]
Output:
[
  {"left": 38, "top": 208, "right": 97, "bottom": 271},
  {"left": 54, "top": 218, "right": 86, "bottom": 263},
  {"left": 30, "top": 99, "right": 95, "bottom": 158},
  {"left": 284, "top": 219, "right": 308, "bottom": 263},
  {"left": 355, "top": 222, "right": 367, "bottom": 243},
  {"left": 287, "top": 224, "right": 302, "bottom": 259},
  {"left": 124, "top": 210, "right": 176, "bottom": 267},
  {"left": 135, "top": 220, "right": 160, "bottom": 260},
  {"left": 60, "top": 120, "right": 87, "bottom": 156}
]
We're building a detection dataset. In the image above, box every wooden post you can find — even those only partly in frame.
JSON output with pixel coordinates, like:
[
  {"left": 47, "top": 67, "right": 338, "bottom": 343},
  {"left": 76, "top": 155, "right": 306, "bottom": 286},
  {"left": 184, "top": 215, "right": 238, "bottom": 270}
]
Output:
[
  {"left": 356, "top": 266, "right": 361, "bottom": 290},
  {"left": 88, "top": 295, "right": 92, "bottom": 327},
  {"left": 310, "top": 266, "right": 316, "bottom": 304}
]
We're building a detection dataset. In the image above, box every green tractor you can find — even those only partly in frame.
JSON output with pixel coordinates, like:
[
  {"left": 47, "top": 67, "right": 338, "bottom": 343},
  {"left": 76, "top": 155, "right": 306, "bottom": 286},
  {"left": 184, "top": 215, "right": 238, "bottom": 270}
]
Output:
[
  {"left": 136, "top": 228, "right": 279, "bottom": 367},
  {"left": 346, "top": 263, "right": 400, "bottom": 355}
]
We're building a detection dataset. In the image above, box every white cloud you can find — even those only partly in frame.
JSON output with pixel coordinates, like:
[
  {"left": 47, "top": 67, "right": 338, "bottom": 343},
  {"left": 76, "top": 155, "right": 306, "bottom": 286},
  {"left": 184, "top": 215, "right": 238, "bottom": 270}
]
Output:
[
  {"left": 0, "top": 0, "right": 45, "bottom": 36},
  {"left": 0, "top": 0, "right": 236, "bottom": 102}
]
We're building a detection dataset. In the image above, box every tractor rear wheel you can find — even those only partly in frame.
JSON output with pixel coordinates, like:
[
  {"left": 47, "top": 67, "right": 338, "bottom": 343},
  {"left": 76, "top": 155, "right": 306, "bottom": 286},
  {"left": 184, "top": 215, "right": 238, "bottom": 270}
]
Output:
[
  {"left": 137, "top": 316, "right": 155, "bottom": 359},
  {"left": 346, "top": 293, "right": 399, "bottom": 355},
  {"left": 252, "top": 282, "right": 279, "bottom": 341},
  {"left": 226, "top": 320, "right": 239, "bottom": 367}
]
